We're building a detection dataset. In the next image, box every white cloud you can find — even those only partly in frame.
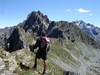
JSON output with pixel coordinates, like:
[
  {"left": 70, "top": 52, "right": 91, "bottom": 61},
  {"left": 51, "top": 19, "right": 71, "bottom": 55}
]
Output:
[
  {"left": 77, "top": 8, "right": 90, "bottom": 13},
  {"left": 66, "top": 9, "right": 71, "bottom": 12}
]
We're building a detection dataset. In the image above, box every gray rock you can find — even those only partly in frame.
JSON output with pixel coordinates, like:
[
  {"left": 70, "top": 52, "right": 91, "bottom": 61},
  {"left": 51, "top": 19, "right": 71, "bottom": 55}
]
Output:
[{"left": 0, "top": 58, "right": 12, "bottom": 75}]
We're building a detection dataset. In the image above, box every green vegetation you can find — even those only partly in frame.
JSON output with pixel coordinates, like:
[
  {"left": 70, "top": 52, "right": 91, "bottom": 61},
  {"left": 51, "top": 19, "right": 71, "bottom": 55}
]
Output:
[
  {"left": 18, "top": 26, "right": 35, "bottom": 44},
  {"left": 72, "top": 25, "right": 99, "bottom": 49},
  {"left": 84, "top": 56, "right": 90, "bottom": 61},
  {"left": 0, "top": 36, "right": 97, "bottom": 75},
  {"left": 1, "top": 48, "right": 63, "bottom": 75},
  {"left": 50, "top": 39, "right": 81, "bottom": 68},
  {"left": 0, "top": 48, "right": 7, "bottom": 59}
]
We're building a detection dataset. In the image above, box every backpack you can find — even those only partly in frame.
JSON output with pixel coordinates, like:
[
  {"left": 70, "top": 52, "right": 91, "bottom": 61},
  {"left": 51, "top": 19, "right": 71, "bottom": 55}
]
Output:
[{"left": 40, "top": 37, "right": 50, "bottom": 49}]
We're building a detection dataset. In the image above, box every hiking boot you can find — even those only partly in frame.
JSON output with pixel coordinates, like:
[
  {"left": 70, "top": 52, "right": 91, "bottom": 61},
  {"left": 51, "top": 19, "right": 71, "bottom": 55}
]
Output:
[{"left": 41, "top": 71, "right": 47, "bottom": 75}]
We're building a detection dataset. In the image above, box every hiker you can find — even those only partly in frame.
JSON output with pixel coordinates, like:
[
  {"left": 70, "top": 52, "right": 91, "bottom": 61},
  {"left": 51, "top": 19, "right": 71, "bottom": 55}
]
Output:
[{"left": 33, "top": 32, "right": 50, "bottom": 75}]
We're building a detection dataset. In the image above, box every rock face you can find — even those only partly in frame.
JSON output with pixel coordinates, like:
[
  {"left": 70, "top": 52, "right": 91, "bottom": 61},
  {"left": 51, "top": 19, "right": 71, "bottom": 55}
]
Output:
[
  {"left": 5, "top": 27, "right": 24, "bottom": 52},
  {"left": 4, "top": 26, "right": 34, "bottom": 52},
  {"left": 23, "top": 11, "right": 50, "bottom": 36},
  {"left": 0, "top": 27, "right": 14, "bottom": 48},
  {"left": 47, "top": 21, "right": 75, "bottom": 40}
]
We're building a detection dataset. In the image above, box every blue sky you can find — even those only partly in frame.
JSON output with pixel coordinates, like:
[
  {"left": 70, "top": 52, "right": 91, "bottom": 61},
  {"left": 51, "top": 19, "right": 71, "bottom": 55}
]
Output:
[{"left": 0, "top": 0, "right": 100, "bottom": 28}]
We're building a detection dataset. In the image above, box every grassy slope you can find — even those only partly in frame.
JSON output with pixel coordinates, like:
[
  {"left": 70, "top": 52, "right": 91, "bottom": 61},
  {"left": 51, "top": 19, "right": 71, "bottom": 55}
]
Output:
[
  {"left": 0, "top": 37, "right": 100, "bottom": 75},
  {"left": 49, "top": 38, "right": 100, "bottom": 75},
  {"left": 0, "top": 27, "right": 100, "bottom": 75}
]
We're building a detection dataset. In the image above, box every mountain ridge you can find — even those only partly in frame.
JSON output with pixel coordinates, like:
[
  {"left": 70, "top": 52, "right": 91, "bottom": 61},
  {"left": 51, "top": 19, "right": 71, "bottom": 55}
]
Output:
[{"left": 0, "top": 11, "right": 100, "bottom": 50}]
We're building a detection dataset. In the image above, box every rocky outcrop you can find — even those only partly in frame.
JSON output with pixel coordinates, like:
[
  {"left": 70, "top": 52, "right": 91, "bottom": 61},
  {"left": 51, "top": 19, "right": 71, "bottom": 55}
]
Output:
[
  {"left": 47, "top": 21, "right": 74, "bottom": 39},
  {"left": 5, "top": 27, "right": 24, "bottom": 52},
  {"left": 0, "top": 57, "right": 12, "bottom": 75},
  {"left": 23, "top": 11, "right": 50, "bottom": 36},
  {"left": 0, "top": 27, "right": 15, "bottom": 48},
  {"left": 47, "top": 21, "right": 82, "bottom": 43},
  {"left": 4, "top": 25, "right": 35, "bottom": 52}
]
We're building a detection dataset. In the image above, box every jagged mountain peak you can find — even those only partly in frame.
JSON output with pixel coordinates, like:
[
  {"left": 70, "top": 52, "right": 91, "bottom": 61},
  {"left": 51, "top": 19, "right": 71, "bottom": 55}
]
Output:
[
  {"left": 73, "top": 20, "right": 86, "bottom": 28},
  {"left": 27, "top": 11, "right": 49, "bottom": 22},
  {"left": 73, "top": 20, "right": 96, "bottom": 28},
  {"left": 23, "top": 11, "right": 50, "bottom": 34}
]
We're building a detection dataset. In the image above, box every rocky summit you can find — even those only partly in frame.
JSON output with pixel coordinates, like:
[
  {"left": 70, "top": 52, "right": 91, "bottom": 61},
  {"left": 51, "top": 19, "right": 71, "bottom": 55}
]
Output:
[{"left": 0, "top": 11, "right": 100, "bottom": 75}]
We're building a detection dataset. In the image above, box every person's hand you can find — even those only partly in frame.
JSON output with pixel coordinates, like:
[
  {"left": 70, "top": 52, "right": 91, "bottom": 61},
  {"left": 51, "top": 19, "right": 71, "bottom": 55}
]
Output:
[{"left": 29, "top": 44, "right": 34, "bottom": 52}]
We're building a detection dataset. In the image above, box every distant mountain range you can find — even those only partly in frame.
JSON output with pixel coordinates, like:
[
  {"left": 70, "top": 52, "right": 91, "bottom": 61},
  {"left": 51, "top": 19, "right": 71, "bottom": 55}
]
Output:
[
  {"left": 72, "top": 20, "right": 100, "bottom": 45},
  {"left": 0, "top": 11, "right": 99, "bottom": 50},
  {"left": 0, "top": 11, "right": 100, "bottom": 49}
]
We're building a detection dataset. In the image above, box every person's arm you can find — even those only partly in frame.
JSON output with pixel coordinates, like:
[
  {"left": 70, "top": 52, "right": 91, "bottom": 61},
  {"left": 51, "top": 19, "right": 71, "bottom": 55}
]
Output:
[
  {"left": 33, "top": 38, "right": 40, "bottom": 49},
  {"left": 29, "top": 38, "right": 40, "bottom": 52},
  {"left": 46, "top": 43, "right": 50, "bottom": 52}
]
